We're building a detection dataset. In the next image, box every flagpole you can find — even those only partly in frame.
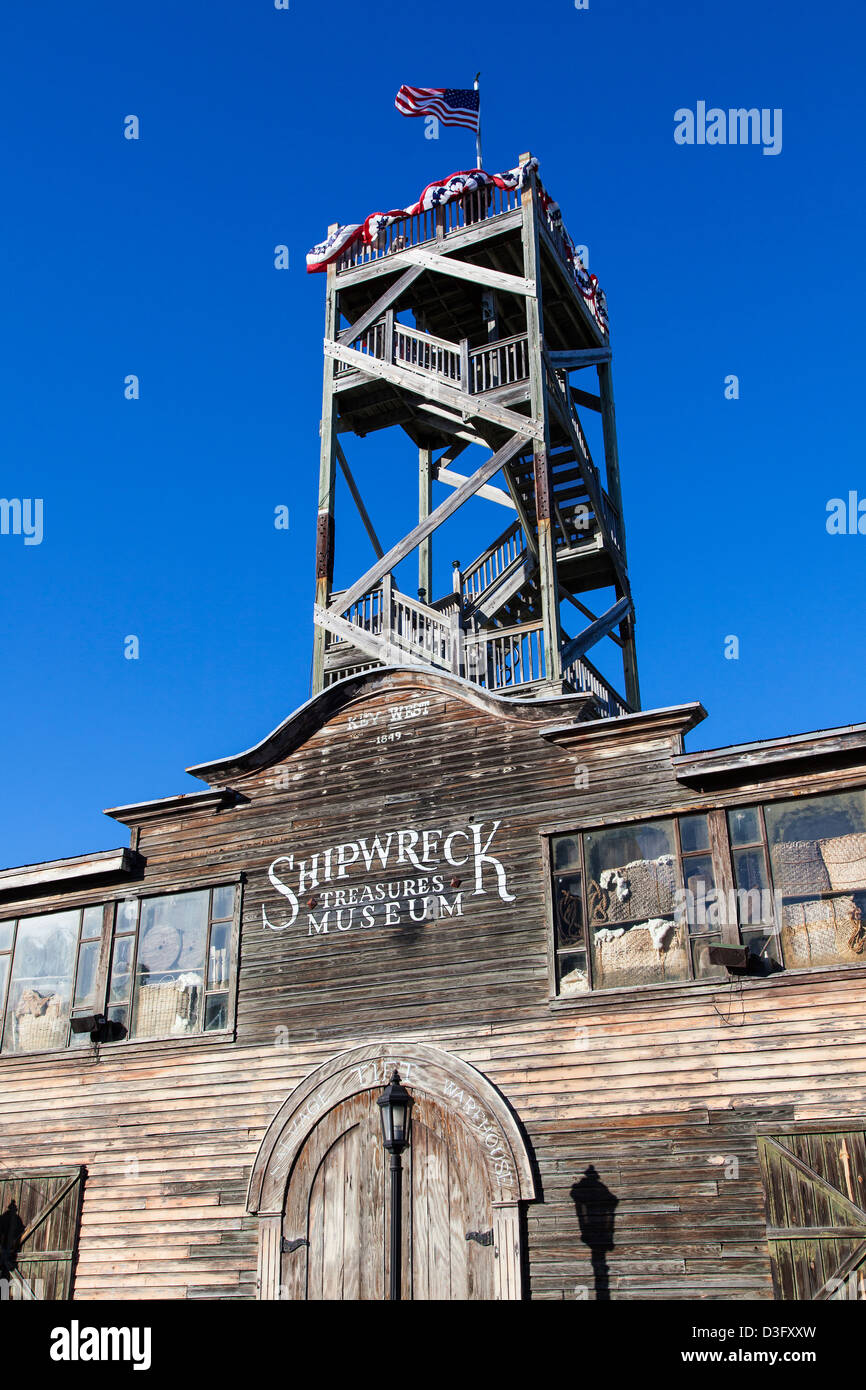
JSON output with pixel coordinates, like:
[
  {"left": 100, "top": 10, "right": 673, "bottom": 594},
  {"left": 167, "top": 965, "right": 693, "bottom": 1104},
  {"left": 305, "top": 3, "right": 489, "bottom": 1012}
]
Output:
[{"left": 474, "top": 72, "right": 482, "bottom": 169}]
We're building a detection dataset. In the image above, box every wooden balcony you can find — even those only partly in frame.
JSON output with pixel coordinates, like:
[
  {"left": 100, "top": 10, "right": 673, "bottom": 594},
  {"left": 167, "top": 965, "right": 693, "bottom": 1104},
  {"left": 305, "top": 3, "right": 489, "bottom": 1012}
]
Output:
[
  {"left": 332, "top": 171, "right": 608, "bottom": 360},
  {"left": 334, "top": 316, "right": 530, "bottom": 399},
  {"left": 335, "top": 183, "right": 523, "bottom": 276},
  {"left": 320, "top": 575, "right": 629, "bottom": 717}
]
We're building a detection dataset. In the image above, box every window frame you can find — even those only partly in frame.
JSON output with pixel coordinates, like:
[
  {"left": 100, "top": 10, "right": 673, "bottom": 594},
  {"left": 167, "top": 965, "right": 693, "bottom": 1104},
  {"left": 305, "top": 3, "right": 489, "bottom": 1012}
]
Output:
[
  {"left": 545, "top": 788, "right": 866, "bottom": 1000},
  {"left": 0, "top": 874, "right": 243, "bottom": 1056}
]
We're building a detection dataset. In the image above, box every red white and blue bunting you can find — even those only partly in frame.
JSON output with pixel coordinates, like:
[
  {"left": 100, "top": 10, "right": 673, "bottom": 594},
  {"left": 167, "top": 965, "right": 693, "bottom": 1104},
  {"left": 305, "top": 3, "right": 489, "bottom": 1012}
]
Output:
[{"left": 306, "top": 160, "right": 609, "bottom": 336}]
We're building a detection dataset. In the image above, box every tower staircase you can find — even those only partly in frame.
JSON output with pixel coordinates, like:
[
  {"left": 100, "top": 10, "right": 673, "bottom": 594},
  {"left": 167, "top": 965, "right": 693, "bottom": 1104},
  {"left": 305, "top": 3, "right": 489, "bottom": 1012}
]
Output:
[{"left": 310, "top": 154, "right": 639, "bottom": 718}]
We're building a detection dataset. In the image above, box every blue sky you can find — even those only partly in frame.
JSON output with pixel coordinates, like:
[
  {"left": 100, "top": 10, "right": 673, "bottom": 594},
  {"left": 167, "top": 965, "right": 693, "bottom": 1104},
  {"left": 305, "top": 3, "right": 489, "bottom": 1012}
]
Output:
[{"left": 1, "top": 0, "right": 864, "bottom": 867}]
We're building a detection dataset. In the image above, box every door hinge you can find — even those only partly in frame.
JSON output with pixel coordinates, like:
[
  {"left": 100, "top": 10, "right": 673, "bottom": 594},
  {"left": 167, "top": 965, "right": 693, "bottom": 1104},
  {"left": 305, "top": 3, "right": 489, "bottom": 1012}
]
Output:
[
  {"left": 281, "top": 1237, "right": 309, "bottom": 1254},
  {"left": 465, "top": 1229, "right": 494, "bottom": 1247}
]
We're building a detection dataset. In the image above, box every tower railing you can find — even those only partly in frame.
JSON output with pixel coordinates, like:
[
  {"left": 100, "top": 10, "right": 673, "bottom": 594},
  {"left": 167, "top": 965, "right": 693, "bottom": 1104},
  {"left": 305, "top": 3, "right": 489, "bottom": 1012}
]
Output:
[
  {"left": 335, "top": 183, "right": 522, "bottom": 274},
  {"left": 461, "top": 521, "right": 527, "bottom": 603},
  {"left": 334, "top": 316, "right": 530, "bottom": 396}
]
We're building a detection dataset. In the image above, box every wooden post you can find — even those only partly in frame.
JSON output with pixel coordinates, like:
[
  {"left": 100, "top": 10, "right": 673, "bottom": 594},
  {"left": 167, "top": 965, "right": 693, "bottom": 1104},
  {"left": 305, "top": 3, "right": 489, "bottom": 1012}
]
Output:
[
  {"left": 459, "top": 338, "right": 471, "bottom": 394},
  {"left": 419, "top": 447, "right": 432, "bottom": 599},
  {"left": 597, "top": 360, "right": 640, "bottom": 710},
  {"left": 312, "top": 242, "right": 340, "bottom": 694},
  {"left": 520, "top": 153, "right": 562, "bottom": 685},
  {"left": 449, "top": 608, "right": 464, "bottom": 676},
  {"left": 381, "top": 570, "right": 394, "bottom": 648}
]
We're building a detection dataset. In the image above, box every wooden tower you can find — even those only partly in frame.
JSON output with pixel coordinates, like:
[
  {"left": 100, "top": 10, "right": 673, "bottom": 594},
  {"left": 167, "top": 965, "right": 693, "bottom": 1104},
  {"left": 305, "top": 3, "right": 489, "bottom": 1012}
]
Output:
[{"left": 311, "top": 152, "right": 640, "bottom": 717}]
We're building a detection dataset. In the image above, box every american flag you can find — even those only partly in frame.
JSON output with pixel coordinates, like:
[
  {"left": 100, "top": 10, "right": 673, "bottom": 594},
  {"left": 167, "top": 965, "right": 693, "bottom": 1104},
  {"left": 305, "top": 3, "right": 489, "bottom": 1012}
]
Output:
[{"left": 395, "top": 86, "right": 480, "bottom": 132}]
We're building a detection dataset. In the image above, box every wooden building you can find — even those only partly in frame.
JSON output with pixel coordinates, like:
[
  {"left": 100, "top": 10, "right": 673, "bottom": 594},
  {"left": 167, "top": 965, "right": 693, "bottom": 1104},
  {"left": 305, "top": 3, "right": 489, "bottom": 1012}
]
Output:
[{"left": 2, "top": 157, "right": 866, "bottom": 1303}]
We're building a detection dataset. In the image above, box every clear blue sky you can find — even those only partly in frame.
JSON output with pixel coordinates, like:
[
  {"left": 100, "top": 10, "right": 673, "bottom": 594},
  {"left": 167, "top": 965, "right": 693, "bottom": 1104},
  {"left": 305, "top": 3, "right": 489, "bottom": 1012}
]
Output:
[{"left": 2, "top": 0, "right": 864, "bottom": 868}]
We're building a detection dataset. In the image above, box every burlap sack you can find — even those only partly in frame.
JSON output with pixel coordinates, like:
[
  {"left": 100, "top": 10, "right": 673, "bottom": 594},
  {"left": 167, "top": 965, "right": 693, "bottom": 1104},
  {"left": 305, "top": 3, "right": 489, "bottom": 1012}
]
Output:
[
  {"left": 558, "top": 960, "right": 589, "bottom": 996},
  {"left": 819, "top": 834, "right": 866, "bottom": 892},
  {"left": 772, "top": 839, "right": 831, "bottom": 896},
  {"left": 781, "top": 895, "right": 865, "bottom": 968},
  {"left": 14, "top": 993, "right": 68, "bottom": 1052},
  {"left": 591, "top": 855, "right": 676, "bottom": 925},
  {"left": 135, "top": 976, "right": 200, "bottom": 1038},
  {"left": 592, "top": 921, "right": 689, "bottom": 990}
]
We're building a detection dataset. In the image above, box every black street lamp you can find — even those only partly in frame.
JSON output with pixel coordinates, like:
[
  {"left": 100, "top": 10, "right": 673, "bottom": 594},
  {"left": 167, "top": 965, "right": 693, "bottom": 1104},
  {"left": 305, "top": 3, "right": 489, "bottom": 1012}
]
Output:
[{"left": 377, "top": 1069, "right": 414, "bottom": 1301}]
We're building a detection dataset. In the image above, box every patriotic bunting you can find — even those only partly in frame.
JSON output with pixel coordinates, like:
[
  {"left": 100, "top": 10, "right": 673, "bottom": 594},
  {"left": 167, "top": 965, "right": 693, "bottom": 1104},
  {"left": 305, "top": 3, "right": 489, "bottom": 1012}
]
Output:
[{"left": 305, "top": 159, "right": 609, "bottom": 336}]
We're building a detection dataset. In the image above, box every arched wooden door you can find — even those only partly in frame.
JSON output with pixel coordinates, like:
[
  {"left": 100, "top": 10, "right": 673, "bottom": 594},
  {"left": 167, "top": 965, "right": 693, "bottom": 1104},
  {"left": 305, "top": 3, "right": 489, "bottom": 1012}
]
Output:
[{"left": 281, "top": 1090, "right": 495, "bottom": 1300}]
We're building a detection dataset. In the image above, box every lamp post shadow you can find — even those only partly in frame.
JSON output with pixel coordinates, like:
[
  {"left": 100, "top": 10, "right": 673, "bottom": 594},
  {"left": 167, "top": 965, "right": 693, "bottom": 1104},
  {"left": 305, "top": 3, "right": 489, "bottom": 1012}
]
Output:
[{"left": 570, "top": 1165, "right": 618, "bottom": 1300}]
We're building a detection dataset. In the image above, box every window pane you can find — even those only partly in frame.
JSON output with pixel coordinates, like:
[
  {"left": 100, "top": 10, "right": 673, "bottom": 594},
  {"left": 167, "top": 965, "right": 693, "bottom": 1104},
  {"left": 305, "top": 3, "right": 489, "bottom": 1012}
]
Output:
[
  {"left": 0, "top": 921, "right": 14, "bottom": 953},
  {"left": 728, "top": 806, "right": 761, "bottom": 847},
  {"left": 208, "top": 921, "right": 231, "bottom": 989},
  {"left": 115, "top": 899, "right": 139, "bottom": 933},
  {"left": 680, "top": 814, "right": 709, "bottom": 854},
  {"left": 204, "top": 994, "right": 228, "bottom": 1031},
  {"left": 81, "top": 905, "right": 103, "bottom": 940},
  {"left": 73, "top": 939, "right": 100, "bottom": 1009},
  {"left": 553, "top": 874, "right": 584, "bottom": 950},
  {"left": 0, "top": 954, "right": 8, "bottom": 1014},
  {"left": 106, "top": 1004, "right": 129, "bottom": 1040},
  {"left": 2, "top": 911, "right": 79, "bottom": 1053},
  {"left": 780, "top": 897, "right": 866, "bottom": 969},
  {"left": 591, "top": 916, "right": 690, "bottom": 990},
  {"left": 731, "top": 849, "right": 775, "bottom": 929},
  {"left": 551, "top": 836, "right": 581, "bottom": 875},
  {"left": 765, "top": 790, "right": 866, "bottom": 895},
  {"left": 557, "top": 951, "right": 589, "bottom": 997},
  {"left": 764, "top": 790, "right": 866, "bottom": 969},
  {"left": 733, "top": 847, "right": 769, "bottom": 892},
  {"left": 584, "top": 818, "right": 677, "bottom": 926},
  {"left": 131, "top": 891, "right": 208, "bottom": 1039},
  {"left": 682, "top": 853, "right": 715, "bottom": 898},
  {"left": 691, "top": 935, "right": 728, "bottom": 980},
  {"left": 743, "top": 928, "right": 784, "bottom": 975},
  {"left": 108, "top": 935, "right": 134, "bottom": 1003},
  {"left": 211, "top": 885, "right": 235, "bottom": 921}
]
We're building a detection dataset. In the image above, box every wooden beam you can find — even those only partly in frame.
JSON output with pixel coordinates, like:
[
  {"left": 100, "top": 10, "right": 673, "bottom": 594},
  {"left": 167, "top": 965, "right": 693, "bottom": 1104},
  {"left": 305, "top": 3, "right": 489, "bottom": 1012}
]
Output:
[
  {"left": 312, "top": 253, "right": 340, "bottom": 694},
  {"left": 330, "top": 433, "right": 526, "bottom": 615},
  {"left": 559, "top": 585, "right": 624, "bottom": 647},
  {"left": 597, "top": 359, "right": 640, "bottom": 710},
  {"left": 521, "top": 154, "right": 562, "bottom": 682},
  {"left": 335, "top": 441, "right": 384, "bottom": 560},
  {"left": 415, "top": 404, "right": 490, "bottom": 447},
  {"left": 337, "top": 265, "right": 425, "bottom": 346},
  {"left": 570, "top": 386, "right": 602, "bottom": 413},
  {"left": 418, "top": 445, "right": 432, "bottom": 599},
  {"left": 435, "top": 466, "right": 517, "bottom": 511},
  {"left": 395, "top": 246, "right": 536, "bottom": 299},
  {"left": 560, "top": 596, "right": 632, "bottom": 667},
  {"left": 549, "top": 348, "right": 611, "bottom": 369},
  {"left": 323, "top": 339, "right": 543, "bottom": 441}
]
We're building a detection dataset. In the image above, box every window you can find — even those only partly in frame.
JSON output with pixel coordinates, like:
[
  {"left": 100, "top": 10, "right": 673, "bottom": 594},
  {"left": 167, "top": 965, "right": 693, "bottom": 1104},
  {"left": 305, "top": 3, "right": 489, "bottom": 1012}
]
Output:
[
  {"left": 732, "top": 789, "right": 866, "bottom": 971},
  {"left": 108, "top": 885, "right": 235, "bottom": 1041},
  {"left": 552, "top": 815, "right": 694, "bottom": 993},
  {"left": 0, "top": 906, "right": 104, "bottom": 1054},
  {"left": 550, "top": 788, "right": 866, "bottom": 996},
  {"left": 0, "top": 882, "right": 238, "bottom": 1054}
]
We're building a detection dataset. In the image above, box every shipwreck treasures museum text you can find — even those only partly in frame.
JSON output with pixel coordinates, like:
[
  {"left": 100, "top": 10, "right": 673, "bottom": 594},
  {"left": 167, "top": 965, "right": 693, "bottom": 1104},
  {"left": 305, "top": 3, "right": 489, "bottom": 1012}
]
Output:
[{"left": 2, "top": 156, "right": 866, "bottom": 1303}]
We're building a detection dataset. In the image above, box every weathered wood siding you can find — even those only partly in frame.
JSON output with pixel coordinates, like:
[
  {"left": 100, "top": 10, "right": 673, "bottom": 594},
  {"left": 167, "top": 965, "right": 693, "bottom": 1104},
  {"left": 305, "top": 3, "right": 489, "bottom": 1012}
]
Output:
[{"left": 1, "top": 671, "right": 866, "bottom": 1299}]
